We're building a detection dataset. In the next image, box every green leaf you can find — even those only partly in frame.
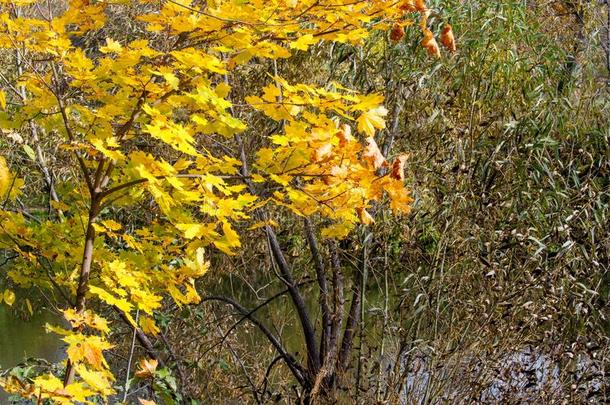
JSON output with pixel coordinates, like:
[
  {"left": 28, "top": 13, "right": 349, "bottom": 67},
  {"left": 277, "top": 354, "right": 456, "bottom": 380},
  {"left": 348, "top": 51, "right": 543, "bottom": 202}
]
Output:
[{"left": 22, "top": 144, "right": 36, "bottom": 161}]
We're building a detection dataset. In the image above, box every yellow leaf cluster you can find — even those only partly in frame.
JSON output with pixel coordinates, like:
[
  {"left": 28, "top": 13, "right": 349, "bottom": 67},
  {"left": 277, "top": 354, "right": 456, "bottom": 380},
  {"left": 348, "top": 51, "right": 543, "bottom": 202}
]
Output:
[{"left": 0, "top": 1, "right": 423, "bottom": 402}]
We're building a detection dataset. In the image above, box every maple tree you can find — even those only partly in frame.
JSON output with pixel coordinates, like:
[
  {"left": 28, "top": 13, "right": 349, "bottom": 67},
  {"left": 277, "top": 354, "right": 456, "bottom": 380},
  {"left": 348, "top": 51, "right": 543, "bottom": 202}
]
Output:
[{"left": 0, "top": 0, "right": 455, "bottom": 402}]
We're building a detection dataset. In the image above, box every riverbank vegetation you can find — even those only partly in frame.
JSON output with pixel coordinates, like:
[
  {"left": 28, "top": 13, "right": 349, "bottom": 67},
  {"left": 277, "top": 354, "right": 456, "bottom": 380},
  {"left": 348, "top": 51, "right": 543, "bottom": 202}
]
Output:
[{"left": 0, "top": 0, "right": 609, "bottom": 403}]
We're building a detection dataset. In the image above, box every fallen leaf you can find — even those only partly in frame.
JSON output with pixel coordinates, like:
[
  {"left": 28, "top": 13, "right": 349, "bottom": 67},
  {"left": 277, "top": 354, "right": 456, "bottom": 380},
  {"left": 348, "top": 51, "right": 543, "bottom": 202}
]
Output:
[{"left": 337, "top": 124, "right": 353, "bottom": 147}]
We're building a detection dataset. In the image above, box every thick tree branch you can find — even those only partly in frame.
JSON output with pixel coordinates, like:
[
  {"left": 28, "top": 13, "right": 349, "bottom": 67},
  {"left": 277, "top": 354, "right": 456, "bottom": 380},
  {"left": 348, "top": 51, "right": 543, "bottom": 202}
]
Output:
[
  {"left": 265, "top": 226, "right": 321, "bottom": 377},
  {"left": 234, "top": 130, "right": 320, "bottom": 378},
  {"left": 303, "top": 217, "right": 331, "bottom": 365}
]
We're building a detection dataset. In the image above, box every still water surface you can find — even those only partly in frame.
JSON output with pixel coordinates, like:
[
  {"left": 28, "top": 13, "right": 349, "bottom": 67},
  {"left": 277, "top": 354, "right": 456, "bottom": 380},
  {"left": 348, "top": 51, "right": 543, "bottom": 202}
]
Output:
[{"left": 0, "top": 306, "right": 63, "bottom": 401}]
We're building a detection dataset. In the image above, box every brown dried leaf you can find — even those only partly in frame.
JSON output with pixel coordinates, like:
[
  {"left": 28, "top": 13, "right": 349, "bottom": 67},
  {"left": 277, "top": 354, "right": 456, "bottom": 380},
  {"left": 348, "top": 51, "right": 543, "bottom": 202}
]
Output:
[
  {"left": 362, "top": 137, "right": 387, "bottom": 169},
  {"left": 441, "top": 24, "right": 456, "bottom": 53}
]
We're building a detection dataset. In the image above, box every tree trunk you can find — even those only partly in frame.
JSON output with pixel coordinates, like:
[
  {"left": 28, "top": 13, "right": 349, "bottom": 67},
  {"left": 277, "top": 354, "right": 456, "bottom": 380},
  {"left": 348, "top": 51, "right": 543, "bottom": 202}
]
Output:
[{"left": 63, "top": 196, "right": 100, "bottom": 386}]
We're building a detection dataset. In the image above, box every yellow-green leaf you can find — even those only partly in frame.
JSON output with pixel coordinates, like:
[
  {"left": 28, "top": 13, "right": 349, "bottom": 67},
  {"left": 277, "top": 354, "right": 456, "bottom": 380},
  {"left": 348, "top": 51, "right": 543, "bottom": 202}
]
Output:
[{"left": 3, "top": 289, "right": 16, "bottom": 306}]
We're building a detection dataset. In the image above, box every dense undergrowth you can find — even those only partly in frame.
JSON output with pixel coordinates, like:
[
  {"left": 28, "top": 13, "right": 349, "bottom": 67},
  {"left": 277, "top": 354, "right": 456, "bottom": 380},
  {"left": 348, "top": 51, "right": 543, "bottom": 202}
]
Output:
[
  {"left": 1, "top": 0, "right": 608, "bottom": 404},
  {"left": 178, "top": 1, "right": 610, "bottom": 402}
]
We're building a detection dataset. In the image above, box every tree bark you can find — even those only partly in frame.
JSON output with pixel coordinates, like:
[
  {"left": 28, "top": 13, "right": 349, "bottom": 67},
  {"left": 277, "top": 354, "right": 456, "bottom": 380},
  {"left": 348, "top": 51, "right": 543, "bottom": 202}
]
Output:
[{"left": 63, "top": 195, "right": 100, "bottom": 386}]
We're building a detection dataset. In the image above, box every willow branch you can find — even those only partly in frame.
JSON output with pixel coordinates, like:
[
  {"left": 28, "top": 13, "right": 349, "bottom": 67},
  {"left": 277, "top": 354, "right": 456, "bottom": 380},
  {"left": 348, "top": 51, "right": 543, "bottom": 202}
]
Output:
[{"left": 201, "top": 295, "right": 306, "bottom": 386}]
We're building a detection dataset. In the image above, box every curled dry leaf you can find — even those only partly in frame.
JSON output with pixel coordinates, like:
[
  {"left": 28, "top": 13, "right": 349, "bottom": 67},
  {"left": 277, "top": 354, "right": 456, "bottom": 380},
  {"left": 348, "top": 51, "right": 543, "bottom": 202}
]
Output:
[
  {"left": 138, "top": 399, "right": 156, "bottom": 405},
  {"left": 337, "top": 124, "right": 353, "bottom": 147},
  {"left": 399, "top": 0, "right": 416, "bottom": 12},
  {"left": 390, "top": 154, "right": 409, "bottom": 181},
  {"left": 135, "top": 358, "right": 158, "bottom": 379},
  {"left": 421, "top": 28, "right": 441, "bottom": 58},
  {"left": 356, "top": 207, "right": 375, "bottom": 225},
  {"left": 312, "top": 142, "right": 332, "bottom": 162},
  {"left": 415, "top": 0, "right": 427, "bottom": 12},
  {"left": 390, "top": 23, "right": 405, "bottom": 42},
  {"left": 441, "top": 24, "right": 456, "bottom": 53},
  {"left": 362, "top": 136, "right": 387, "bottom": 169},
  {"left": 416, "top": 0, "right": 431, "bottom": 27}
]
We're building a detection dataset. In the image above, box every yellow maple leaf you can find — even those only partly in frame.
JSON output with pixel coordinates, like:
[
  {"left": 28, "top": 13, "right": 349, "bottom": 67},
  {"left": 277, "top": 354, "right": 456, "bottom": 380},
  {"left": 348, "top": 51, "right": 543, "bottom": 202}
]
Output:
[
  {"left": 64, "top": 333, "right": 113, "bottom": 369},
  {"left": 99, "top": 38, "right": 123, "bottom": 53},
  {"left": 75, "top": 364, "right": 115, "bottom": 396},
  {"left": 357, "top": 106, "right": 388, "bottom": 136},
  {"left": 139, "top": 315, "right": 160, "bottom": 336},
  {"left": 0, "top": 156, "right": 13, "bottom": 197},
  {"left": 89, "top": 285, "right": 135, "bottom": 325},
  {"left": 290, "top": 34, "right": 317, "bottom": 51}
]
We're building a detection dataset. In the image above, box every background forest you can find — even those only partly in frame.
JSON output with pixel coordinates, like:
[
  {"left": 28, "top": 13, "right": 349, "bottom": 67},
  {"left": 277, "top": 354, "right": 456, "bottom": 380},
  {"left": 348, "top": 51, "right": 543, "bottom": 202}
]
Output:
[{"left": 0, "top": 0, "right": 609, "bottom": 404}]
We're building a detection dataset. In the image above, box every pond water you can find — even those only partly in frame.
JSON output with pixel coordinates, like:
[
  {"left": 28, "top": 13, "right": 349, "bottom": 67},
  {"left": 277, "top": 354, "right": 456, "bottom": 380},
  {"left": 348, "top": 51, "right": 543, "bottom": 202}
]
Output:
[{"left": 0, "top": 306, "right": 63, "bottom": 401}]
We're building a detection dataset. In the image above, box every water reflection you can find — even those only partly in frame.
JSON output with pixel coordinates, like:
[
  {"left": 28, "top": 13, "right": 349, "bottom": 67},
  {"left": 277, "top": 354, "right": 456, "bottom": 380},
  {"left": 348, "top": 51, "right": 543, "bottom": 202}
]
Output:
[{"left": 0, "top": 306, "right": 63, "bottom": 401}]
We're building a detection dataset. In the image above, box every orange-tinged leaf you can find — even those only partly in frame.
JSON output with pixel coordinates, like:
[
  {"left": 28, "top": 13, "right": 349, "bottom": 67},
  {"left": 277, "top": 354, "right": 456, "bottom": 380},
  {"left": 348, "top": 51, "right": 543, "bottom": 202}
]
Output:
[
  {"left": 415, "top": 0, "right": 427, "bottom": 12},
  {"left": 138, "top": 399, "right": 157, "bottom": 405},
  {"left": 399, "top": 0, "right": 417, "bottom": 12},
  {"left": 63, "top": 308, "right": 110, "bottom": 334},
  {"left": 63, "top": 334, "right": 113, "bottom": 369},
  {"left": 357, "top": 207, "right": 375, "bottom": 225},
  {"left": 337, "top": 124, "right": 353, "bottom": 147},
  {"left": 135, "top": 358, "right": 158, "bottom": 379},
  {"left": 312, "top": 143, "right": 332, "bottom": 162}
]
